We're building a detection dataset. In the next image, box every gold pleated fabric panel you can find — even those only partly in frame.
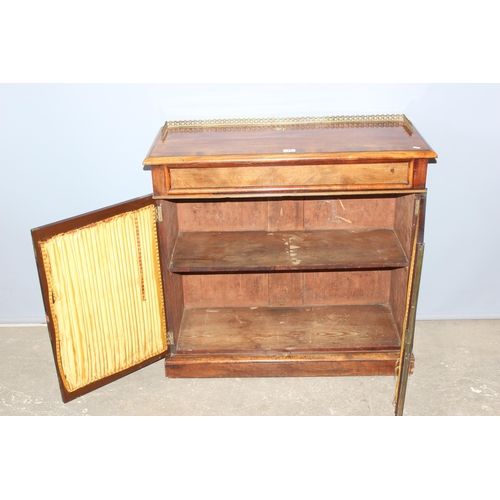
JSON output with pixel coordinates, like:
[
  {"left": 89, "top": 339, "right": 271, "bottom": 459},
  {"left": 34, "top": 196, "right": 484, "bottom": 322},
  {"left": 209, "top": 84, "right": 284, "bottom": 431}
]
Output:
[{"left": 40, "top": 205, "right": 167, "bottom": 393}]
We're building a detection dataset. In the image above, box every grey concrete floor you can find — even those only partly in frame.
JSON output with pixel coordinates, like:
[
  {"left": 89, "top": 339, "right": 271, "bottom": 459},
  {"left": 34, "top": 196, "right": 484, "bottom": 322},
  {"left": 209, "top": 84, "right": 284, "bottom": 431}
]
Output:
[{"left": 1, "top": 320, "right": 499, "bottom": 416}]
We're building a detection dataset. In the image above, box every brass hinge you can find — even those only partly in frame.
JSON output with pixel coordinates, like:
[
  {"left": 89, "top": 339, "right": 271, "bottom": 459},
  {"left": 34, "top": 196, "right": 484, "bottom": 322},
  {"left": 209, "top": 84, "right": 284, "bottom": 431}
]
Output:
[
  {"left": 167, "top": 331, "right": 174, "bottom": 345},
  {"left": 155, "top": 205, "right": 163, "bottom": 222}
]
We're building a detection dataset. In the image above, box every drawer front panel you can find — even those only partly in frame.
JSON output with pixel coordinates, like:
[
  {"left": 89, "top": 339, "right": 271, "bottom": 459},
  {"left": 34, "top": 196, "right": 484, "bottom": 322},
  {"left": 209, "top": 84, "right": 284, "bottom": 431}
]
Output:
[{"left": 168, "top": 162, "right": 411, "bottom": 194}]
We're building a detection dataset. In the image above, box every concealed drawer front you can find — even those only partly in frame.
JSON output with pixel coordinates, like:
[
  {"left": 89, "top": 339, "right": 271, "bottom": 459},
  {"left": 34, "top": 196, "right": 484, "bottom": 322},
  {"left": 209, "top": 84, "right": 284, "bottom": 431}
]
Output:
[{"left": 168, "top": 162, "right": 411, "bottom": 194}]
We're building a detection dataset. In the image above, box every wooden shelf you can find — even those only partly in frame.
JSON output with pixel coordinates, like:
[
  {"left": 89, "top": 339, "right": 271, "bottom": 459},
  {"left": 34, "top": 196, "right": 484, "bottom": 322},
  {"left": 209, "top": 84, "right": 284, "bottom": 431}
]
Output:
[
  {"left": 170, "top": 229, "right": 408, "bottom": 273},
  {"left": 166, "top": 303, "right": 404, "bottom": 378},
  {"left": 175, "top": 304, "right": 400, "bottom": 354}
]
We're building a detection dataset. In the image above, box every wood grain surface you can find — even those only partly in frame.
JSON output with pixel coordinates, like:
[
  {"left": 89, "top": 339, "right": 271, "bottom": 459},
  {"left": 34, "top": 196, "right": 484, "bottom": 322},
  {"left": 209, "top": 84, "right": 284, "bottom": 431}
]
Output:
[
  {"left": 145, "top": 123, "right": 437, "bottom": 166},
  {"left": 170, "top": 229, "right": 408, "bottom": 272},
  {"left": 176, "top": 304, "right": 400, "bottom": 353},
  {"left": 168, "top": 162, "right": 410, "bottom": 194}
]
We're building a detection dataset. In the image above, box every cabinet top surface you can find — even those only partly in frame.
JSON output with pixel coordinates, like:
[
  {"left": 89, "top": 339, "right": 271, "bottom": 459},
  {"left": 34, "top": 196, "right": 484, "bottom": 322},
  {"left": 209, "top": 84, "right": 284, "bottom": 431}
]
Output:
[{"left": 143, "top": 115, "right": 437, "bottom": 166}]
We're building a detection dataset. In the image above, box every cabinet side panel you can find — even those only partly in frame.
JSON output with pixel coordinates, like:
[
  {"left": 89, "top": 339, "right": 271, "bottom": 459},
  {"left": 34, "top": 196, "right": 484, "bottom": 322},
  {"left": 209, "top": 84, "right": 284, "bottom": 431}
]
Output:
[
  {"left": 394, "top": 194, "right": 417, "bottom": 258},
  {"left": 303, "top": 270, "right": 391, "bottom": 306},
  {"left": 389, "top": 194, "right": 418, "bottom": 337},
  {"left": 304, "top": 197, "right": 396, "bottom": 230},
  {"left": 389, "top": 267, "right": 410, "bottom": 339},
  {"left": 158, "top": 201, "right": 184, "bottom": 343}
]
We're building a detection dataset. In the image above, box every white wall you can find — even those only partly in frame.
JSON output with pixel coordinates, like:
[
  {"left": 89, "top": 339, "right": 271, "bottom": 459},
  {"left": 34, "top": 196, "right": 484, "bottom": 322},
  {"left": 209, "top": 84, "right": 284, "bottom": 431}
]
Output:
[{"left": 1, "top": 83, "right": 498, "bottom": 322}]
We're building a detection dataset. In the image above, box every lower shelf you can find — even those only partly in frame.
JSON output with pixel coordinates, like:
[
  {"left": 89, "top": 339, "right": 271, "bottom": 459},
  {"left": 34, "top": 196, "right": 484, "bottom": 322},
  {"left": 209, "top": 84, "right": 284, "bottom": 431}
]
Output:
[
  {"left": 166, "top": 304, "right": 407, "bottom": 378},
  {"left": 165, "top": 351, "right": 405, "bottom": 378}
]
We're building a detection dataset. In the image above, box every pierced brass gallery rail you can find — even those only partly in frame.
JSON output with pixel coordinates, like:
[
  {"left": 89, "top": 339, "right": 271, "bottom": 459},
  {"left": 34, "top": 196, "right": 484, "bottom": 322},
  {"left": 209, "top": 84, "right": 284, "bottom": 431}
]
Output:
[{"left": 161, "top": 114, "right": 414, "bottom": 139}]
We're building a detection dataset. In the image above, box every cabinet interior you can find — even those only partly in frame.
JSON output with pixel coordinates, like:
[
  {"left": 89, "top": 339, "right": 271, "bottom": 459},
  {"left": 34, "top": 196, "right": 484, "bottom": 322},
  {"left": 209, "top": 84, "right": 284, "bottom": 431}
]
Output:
[{"left": 160, "top": 194, "right": 416, "bottom": 358}]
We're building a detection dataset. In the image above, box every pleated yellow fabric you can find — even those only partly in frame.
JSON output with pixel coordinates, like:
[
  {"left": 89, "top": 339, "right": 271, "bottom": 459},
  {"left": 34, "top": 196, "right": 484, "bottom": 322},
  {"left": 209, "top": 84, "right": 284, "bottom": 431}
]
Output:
[{"left": 40, "top": 205, "right": 167, "bottom": 393}]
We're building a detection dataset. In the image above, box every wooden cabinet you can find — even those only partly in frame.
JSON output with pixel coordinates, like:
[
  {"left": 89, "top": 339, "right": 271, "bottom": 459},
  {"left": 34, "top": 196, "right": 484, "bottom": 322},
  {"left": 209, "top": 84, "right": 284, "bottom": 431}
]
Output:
[{"left": 31, "top": 115, "right": 437, "bottom": 414}]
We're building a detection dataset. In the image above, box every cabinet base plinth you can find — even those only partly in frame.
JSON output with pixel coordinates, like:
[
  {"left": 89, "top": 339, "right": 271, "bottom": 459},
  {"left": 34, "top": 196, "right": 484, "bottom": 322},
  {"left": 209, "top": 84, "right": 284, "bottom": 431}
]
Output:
[{"left": 165, "top": 352, "right": 414, "bottom": 378}]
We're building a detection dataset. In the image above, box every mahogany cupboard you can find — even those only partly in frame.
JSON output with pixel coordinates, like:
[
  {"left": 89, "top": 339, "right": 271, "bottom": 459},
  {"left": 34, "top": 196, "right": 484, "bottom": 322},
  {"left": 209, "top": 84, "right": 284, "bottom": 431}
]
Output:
[{"left": 31, "top": 115, "right": 437, "bottom": 415}]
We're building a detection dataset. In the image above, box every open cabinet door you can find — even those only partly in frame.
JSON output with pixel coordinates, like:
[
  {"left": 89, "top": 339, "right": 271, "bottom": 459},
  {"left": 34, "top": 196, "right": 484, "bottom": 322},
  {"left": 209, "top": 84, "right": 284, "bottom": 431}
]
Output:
[
  {"left": 394, "top": 243, "right": 425, "bottom": 415},
  {"left": 394, "top": 195, "right": 425, "bottom": 416},
  {"left": 31, "top": 195, "right": 168, "bottom": 402}
]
